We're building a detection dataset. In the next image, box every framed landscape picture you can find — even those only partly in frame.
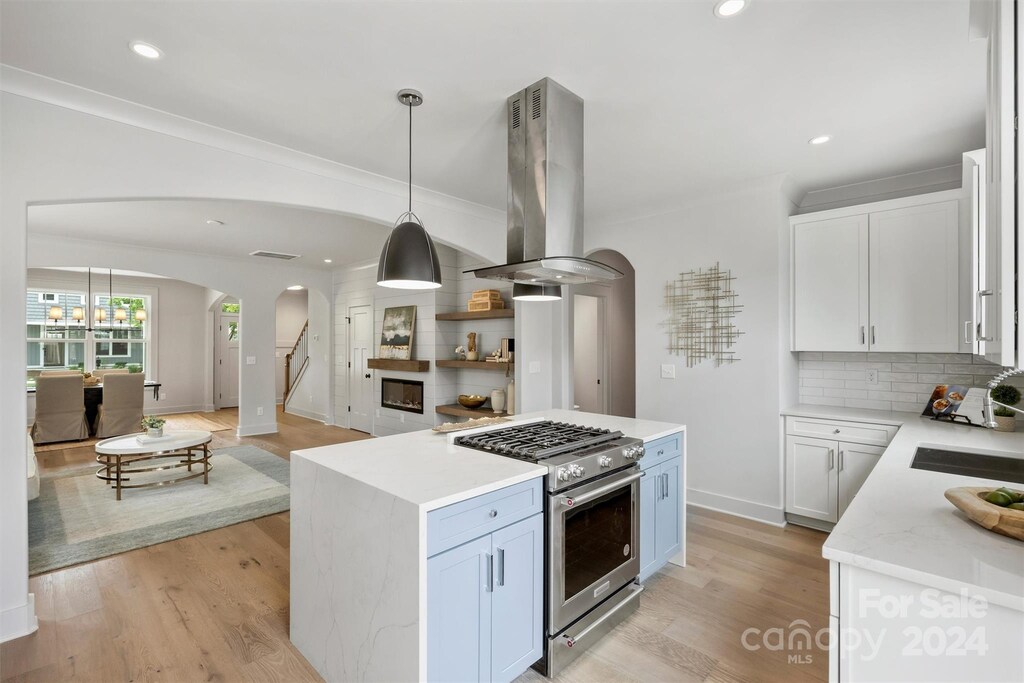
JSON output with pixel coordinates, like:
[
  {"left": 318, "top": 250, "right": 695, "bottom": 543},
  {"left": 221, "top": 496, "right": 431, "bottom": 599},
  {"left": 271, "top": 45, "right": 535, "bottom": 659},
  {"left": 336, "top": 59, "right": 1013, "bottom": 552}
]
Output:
[{"left": 379, "top": 306, "right": 416, "bottom": 360}]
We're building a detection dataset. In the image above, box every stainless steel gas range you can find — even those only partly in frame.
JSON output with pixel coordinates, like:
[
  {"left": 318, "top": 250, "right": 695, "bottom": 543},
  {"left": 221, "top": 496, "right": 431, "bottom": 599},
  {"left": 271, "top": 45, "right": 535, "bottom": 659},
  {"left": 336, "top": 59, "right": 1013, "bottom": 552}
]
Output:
[{"left": 455, "top": 420, "right": 646, "bottom": 676}]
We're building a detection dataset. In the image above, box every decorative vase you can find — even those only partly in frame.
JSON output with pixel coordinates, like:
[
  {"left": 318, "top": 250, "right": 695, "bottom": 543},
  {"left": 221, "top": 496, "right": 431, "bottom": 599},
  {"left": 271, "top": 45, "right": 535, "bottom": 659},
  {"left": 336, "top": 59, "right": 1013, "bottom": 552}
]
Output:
[
  {"left": 491, "top": 389, "right": 506, "bottom": 414},
  {"left": 148, "top": 427, "right": 163, "bottom": 438},
  {"left": 993, "top": 415, "right": 1016, "bottom": 432},
  {"left": 506, "top": 379, "right": 515, "bottom": 416},
  {"left": 466, "top": 351, "right": 479, "bottom": 362}
]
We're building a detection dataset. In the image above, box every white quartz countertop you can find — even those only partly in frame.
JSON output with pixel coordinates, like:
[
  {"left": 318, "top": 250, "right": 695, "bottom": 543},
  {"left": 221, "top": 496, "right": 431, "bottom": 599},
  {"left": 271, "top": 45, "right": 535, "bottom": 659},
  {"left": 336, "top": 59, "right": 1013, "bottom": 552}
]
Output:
[
  {"left": 292, "top": 410, "right": 685, "bottom": 513},
  {"left": 784, "top": 405, "right": 1024, "bottom": 610}
]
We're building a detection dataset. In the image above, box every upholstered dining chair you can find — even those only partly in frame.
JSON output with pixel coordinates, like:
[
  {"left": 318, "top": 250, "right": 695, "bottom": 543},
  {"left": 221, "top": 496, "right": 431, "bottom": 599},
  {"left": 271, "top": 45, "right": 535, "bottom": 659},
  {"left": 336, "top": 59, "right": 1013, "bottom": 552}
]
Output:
[
  {"left": 93, "top": 368, "right": 129, "bottom": 380},
  {"left": 39, "top": 369, "right": 82, "bottom": 376},
  {"left": 30, "top": 374, "right": 89, "bottom": 444},
  {"left": 95, "top": 373, "right": 145, "bottom": 438}
]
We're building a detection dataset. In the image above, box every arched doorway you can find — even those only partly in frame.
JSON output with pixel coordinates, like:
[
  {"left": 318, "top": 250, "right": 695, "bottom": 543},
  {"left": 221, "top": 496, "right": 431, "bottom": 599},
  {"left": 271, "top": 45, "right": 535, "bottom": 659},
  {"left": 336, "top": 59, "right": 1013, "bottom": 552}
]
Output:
[{"left": 574, "top": 249, "right": 636, "bottom": 417}]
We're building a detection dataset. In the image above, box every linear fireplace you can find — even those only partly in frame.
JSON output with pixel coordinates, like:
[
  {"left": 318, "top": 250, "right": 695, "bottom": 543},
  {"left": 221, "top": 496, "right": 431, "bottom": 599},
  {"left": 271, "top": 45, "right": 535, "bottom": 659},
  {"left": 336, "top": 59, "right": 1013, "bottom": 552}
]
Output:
[{"left": 381, "top": 378, "right": 424, "bottom": 414}]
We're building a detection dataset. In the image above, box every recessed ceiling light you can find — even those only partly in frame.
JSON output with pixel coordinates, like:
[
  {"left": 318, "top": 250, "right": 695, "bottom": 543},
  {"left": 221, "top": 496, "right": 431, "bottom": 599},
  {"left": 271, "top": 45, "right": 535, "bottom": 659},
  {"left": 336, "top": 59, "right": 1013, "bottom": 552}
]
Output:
[
  {"left": 129, "top": 41, "right": 162, "bottom": 59},
  {"left": 206, "top": 219, "right": 224, "bottom": 226},
  {"left": 323, "top": 259, "right": 333, "bottom": 264},
  {"left": 809, "top": 134, "right": 833, "bottom": 145},
  {"left": 287, "top": 285, "right": 305, "bottom": 291},
  {"left": 714, "top": 0, "right": 748, "bottom": 18}
]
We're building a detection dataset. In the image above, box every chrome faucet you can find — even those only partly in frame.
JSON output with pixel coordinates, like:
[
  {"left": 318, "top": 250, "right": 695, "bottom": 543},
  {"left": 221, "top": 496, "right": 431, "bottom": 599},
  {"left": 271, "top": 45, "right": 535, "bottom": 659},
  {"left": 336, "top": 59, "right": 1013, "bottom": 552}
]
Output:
[{"left": 982, "top": 367, "right": 1024, "bottom": 428}]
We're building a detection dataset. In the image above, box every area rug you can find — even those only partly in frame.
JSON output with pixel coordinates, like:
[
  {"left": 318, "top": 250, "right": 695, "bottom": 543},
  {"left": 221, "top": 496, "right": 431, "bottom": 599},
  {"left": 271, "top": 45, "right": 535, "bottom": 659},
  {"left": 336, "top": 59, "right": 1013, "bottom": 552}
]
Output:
[
  {"left": 28, "top": 445, "right": 289, "bottom": 575},
  {"left": 32, "top": 412, "right": 234, "bottom": 453}
]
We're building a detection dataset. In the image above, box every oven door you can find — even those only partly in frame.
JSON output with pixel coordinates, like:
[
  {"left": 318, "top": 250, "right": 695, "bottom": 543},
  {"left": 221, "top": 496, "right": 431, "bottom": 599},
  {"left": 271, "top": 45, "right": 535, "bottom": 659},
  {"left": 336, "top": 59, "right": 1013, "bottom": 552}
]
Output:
[{"left": 548, "top": 465, "right": 642, "bottom": 632}]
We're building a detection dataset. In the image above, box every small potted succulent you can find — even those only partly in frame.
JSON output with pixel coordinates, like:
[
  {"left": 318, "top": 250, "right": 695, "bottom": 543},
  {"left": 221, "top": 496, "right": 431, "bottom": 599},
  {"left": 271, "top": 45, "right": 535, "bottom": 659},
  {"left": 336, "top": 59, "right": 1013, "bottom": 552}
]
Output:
[
  {"left": 991, "top": 384, "right": 1021, "bottom": 432},
  {"left": 141, "top": 415, "right": 166, "bottom": 438}
]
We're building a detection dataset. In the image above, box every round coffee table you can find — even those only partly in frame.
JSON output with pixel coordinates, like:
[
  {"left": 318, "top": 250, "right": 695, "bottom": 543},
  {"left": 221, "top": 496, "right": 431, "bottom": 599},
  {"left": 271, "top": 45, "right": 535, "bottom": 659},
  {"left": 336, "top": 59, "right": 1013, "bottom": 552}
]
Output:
[{"left": 95, "top": 430, "right": 213, "bottom": 500}]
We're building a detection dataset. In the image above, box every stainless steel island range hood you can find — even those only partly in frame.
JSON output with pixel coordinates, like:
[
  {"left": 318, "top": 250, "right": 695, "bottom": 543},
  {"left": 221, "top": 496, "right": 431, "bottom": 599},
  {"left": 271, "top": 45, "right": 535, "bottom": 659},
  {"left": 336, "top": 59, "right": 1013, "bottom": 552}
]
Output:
[{"left": 470, "top": 78, "right": 622, "bottom": 290}]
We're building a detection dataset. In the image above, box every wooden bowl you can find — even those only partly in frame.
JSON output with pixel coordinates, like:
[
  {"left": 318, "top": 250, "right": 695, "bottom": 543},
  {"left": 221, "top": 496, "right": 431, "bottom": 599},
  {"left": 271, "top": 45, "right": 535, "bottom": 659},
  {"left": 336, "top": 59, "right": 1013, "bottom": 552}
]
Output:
[
  {"left": 944, "top": 487, "right": 1024, "bottom": 541},
  {"left": 457, "top": 394, "right": 487, "bottom": 409}
]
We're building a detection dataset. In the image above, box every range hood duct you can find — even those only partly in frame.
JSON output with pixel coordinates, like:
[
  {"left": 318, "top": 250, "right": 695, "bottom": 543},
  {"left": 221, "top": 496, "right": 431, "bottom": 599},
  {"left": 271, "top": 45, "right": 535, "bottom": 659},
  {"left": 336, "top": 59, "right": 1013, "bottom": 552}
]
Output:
[{"left": 470, "top": 78, "right": 622, "bottom": 287}]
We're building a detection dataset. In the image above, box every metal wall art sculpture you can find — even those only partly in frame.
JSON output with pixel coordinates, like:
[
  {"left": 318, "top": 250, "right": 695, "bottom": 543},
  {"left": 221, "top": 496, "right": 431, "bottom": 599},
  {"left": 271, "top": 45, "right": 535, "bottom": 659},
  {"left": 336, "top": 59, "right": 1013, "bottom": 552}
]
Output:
[{"left": 663, "top": 262, "right": 743, "bottom": 367}]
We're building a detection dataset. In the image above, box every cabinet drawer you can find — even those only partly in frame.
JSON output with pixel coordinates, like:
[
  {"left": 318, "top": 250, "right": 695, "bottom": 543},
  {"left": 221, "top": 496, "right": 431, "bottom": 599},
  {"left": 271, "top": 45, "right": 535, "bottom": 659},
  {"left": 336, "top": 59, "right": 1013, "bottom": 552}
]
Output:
[
  {"left": 641, "top": 432, "right": 682, "bottom": 471},
  {"left": 427, "top": 478, "right": 543, "bottom": 557},
  {"left": 786, "top": 417, "right": 897, "bottom": 447}
]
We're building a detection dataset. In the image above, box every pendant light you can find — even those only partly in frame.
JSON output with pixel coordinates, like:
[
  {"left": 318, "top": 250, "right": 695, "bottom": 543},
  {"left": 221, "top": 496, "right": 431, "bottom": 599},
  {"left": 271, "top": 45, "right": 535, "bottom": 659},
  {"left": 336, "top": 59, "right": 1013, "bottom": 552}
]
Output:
[
  {"left": 377, "top": 88, "right": 442, "bottom": 289},
  {"left": 512, "top": 283, "right": 562, "bottom": 302}
]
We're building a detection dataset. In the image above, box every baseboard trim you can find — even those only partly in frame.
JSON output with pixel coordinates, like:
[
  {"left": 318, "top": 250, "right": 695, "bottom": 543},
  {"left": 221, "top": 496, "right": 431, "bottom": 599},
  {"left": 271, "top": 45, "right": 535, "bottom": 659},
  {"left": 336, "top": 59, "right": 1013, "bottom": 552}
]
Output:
[
  {"left": 236, "top": 421, "right": 278, "bottom": 437},
  {"left": 687, "top": 488, "right": 786, "bottom": 527},
  {"left": 1, "top": 593, "right": 37, "bottom": 644},
  {"left": 145, "top": 404, "right": 206, "bottom": 416},
  {"left": 285, "top": 406, "right": 327, "bottom": 423}
]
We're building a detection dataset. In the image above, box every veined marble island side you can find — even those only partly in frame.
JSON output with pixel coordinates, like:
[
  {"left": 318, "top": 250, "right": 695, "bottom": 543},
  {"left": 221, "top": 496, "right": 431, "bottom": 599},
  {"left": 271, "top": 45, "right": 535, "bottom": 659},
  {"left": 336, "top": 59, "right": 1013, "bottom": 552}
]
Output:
[{"left": 289, "top": 427, "right": 546, "bottom": 682}]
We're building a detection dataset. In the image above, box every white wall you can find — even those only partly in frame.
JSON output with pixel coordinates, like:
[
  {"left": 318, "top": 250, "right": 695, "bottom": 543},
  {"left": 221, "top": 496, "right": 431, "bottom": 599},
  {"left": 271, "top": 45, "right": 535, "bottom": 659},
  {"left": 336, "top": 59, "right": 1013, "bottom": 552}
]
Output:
[
  {"left": 587, "top": 177, "right": 797, "bottom": 525},
  {"left": 25, "top": 269, "right": 212, "bottom": 420},
  {"left": 284, "top": 288, "right": 332, "bottom": 423}
]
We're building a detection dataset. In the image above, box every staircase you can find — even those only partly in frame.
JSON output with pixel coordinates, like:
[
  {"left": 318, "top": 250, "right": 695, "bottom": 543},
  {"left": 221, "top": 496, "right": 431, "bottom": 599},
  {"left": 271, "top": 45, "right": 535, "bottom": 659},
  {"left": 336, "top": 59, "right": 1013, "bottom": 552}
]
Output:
[{"left": 284, "top": 320, "right": 309, "bottom": 406}]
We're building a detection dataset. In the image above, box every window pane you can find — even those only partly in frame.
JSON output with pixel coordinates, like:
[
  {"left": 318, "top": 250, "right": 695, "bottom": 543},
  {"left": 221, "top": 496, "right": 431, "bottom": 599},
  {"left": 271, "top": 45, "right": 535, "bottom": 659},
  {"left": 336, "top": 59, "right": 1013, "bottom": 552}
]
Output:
[
  {"left": 228, "top": 322, "right": 239, "bottom": 341},
  {"left": 222, "top": 302, "right": 240, "bottom": 313},
  {"left": 26, "top": 324, "right": 44, "bottom": 339},
  {"left": 41, "top": 342, "right": 65, "bottom": 367}
]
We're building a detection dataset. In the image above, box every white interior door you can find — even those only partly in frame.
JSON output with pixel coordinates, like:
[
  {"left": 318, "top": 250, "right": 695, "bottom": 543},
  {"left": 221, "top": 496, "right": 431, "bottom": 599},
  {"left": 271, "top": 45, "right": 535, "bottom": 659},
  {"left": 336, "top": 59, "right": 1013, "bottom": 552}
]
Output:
[
  {"left": 348, "top": 305, "right": 373, "bottom": 433},
  {"left": 869, "top": 201, "right": 959, "bottom": 352},
  {"left": 792, "top": 215, "right": 869, "bottom": 351},
  {"left": 573, "top": 294, "right": 606, "bottom": 414},
  {"left": 215, "top": 313, "right": 240, "bottom": 409}
]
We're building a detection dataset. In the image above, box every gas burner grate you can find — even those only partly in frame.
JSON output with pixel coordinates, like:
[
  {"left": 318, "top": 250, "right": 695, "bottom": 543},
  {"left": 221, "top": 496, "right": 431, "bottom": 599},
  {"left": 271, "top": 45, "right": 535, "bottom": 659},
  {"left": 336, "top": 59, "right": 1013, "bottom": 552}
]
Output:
[{"left": 455, "top": 421, "right": 623, "bottom": 460}]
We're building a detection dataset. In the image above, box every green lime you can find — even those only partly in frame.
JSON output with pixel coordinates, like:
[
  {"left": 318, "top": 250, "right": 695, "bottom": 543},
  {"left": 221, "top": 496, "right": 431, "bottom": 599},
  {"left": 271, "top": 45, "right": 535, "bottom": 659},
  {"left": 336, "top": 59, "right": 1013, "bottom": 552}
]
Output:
[
  {"left": 1007, "top": 502, "right": 1024, "bottom": 511},
  {"left": 984, "top": 491, "right": 1013, "bottom": 507},
  {"left": 996, "top": 488, "right": 1024, "bottom": 503}
]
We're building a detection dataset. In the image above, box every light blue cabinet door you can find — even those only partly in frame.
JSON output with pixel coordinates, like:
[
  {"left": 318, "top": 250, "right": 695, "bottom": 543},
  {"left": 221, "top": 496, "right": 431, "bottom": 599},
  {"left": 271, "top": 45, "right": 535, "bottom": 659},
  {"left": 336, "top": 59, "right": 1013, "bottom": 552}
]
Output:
[
  {"left": 428, "top": 534, "right": 492, "bottom": 683},
  {"left": 490, "top": 513, "right": 543, "bottom": 683},
  {"left": 656, "top": 456, "right": 683, "bottom": 566},
  {"left": 638, "top": 463, "right": 659, "bottom": 581}
]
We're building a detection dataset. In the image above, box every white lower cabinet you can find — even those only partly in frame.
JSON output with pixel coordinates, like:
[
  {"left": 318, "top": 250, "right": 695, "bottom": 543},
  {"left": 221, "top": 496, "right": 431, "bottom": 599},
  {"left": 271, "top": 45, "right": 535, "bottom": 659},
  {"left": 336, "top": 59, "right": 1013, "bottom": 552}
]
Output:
[{"left": 785, "top": 417, "right": 892, "bottom": 528}]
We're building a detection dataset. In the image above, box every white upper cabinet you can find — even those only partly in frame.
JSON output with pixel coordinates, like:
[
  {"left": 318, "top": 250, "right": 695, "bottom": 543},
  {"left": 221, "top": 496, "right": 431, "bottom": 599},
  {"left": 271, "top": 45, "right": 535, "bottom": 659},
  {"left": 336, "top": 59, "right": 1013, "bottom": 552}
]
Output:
[
  {"left": 868, "top": 201, "right": 959, "bottom": 352},
  {"left": 792, "top": 215, "right": 868, "bottom": 351},
  {"left": 791, "top": 191, "right": 963, "bottom": 353},
  {"left": 979, "top": 0, "right": 1017, "bottom": 368}
]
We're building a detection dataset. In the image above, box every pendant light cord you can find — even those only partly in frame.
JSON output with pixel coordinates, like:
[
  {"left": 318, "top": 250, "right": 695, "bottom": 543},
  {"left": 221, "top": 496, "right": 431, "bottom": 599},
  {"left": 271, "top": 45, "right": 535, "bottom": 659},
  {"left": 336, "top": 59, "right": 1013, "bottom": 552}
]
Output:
[{"left": 408, "top": 99, "right": 413, "bottom": 213}]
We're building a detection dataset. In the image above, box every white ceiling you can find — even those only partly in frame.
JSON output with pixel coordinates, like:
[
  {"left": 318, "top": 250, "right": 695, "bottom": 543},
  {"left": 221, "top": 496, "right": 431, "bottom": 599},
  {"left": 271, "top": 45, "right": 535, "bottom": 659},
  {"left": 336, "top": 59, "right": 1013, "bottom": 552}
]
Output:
[
  {"left": 2, "top": 1, "right": 985, "bottom": 219},
  {"left": 28, "top": 200, "right": 387, "bottom": 269}
]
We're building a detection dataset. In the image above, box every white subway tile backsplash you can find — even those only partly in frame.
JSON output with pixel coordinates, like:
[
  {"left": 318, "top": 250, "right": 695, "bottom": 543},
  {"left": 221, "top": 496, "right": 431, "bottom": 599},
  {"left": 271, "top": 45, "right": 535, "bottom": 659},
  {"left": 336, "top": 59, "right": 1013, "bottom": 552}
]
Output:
[{"left": 797, "top": 351, "right": 1017, "bottom": 411}]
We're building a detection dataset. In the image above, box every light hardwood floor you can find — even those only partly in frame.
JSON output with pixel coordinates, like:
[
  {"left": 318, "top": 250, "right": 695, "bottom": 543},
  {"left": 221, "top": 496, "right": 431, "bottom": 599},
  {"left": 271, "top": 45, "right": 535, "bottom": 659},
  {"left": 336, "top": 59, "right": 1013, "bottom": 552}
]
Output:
[{"left": 3, "top": 408, "right": 829, "bottom": 682}]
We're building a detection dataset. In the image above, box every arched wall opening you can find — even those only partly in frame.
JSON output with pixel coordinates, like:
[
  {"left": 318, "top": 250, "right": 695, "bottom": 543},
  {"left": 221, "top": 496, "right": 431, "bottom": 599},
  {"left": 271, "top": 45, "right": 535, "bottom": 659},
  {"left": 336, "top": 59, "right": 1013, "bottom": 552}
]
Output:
[{"left": 574, "top": 248, "right": 636, "bottom": 418}]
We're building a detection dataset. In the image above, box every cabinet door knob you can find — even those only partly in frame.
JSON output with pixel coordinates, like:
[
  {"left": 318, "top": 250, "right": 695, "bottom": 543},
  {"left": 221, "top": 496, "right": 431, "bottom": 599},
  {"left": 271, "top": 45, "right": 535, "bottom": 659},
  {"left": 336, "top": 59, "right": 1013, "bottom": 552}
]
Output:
[
  {"left": 833, "top": 428, "right": 841, "bottom": 434},
  {"left": 488, "top": 509, "right": 498, "bottom": 518}
]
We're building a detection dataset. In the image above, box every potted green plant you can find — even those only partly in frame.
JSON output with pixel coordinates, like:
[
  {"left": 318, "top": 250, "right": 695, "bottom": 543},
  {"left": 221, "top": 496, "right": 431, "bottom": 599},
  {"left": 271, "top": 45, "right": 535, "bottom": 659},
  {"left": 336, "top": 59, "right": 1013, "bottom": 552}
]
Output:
[
  {"left": 991, "top": 384, "right": 1021, "bottom": 432},
  {"left": 141, "top": 415, "right": 166, "bottom": 438}
]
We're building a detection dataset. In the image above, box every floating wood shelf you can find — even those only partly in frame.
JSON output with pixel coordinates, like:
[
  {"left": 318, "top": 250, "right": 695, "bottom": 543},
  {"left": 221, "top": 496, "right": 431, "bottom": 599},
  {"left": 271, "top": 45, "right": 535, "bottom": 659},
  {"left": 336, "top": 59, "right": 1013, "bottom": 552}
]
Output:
[
  {"left": 436, "top": 360, "right": 513, "bottom": 371},
  {"left": 436, "top": 309, "right": 515, "bottom": 321},
  {"left": 436, "top": 404, "right": 508, "bottom": 419},
  {"left": 367, "top": 358, "right": 430, "bottom": 372}
]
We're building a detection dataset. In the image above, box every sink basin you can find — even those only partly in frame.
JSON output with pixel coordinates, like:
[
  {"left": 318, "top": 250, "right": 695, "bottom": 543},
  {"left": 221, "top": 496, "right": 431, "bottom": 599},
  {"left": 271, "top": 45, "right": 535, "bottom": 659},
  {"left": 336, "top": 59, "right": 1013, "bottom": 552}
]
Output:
[{"left": 911, "top": 447, "right": 1024, "bottom": 485}]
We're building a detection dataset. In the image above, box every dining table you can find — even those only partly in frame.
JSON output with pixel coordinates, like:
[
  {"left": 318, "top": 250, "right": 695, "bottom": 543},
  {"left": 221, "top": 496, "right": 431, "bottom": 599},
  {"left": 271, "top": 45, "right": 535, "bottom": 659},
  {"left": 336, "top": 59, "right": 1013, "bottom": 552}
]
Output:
[{"left": 27, "top": 380, "right": 162, "bottom": 436}]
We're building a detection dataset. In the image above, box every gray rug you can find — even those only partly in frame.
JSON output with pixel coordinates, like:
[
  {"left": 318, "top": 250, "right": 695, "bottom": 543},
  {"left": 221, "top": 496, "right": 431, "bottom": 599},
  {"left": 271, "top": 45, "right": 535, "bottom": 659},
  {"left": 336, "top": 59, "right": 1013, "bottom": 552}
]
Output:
[{"left": 29, "top": 445, "right": 290, "bottom": 575}]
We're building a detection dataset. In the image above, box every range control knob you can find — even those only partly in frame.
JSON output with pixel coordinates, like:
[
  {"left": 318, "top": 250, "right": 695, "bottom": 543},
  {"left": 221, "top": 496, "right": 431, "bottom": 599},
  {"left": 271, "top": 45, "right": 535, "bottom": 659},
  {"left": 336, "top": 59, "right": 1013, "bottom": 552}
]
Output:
[
  {"left": 569, "top": 464, "right": 585, "bottom": 479},
  {"left": 636, "top": 445, "right": 646, "bottom": 459},
  {"left": 557, "top": 467, "right": 571, "bottom": 482},
  {"left": 623, "top": 447, "right": 636, "bottom": 460},
  {"left": 598, "top": 455, "right": 613, "bottom": 468}
]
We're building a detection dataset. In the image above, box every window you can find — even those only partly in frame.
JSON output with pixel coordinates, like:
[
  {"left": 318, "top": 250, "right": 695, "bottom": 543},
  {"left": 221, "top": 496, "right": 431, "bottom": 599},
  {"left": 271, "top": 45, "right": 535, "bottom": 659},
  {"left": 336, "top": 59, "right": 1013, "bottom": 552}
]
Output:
[{"left": 26, "top": 289, "right": 152, "bottom": 386}]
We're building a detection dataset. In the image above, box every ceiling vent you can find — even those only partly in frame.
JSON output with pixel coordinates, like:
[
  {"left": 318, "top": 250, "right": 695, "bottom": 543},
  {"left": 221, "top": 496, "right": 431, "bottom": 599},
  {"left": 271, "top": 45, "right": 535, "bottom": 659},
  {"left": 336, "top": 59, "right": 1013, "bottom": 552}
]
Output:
[{"left": 249, "top": 250, "right": 300, "bottom": 260}]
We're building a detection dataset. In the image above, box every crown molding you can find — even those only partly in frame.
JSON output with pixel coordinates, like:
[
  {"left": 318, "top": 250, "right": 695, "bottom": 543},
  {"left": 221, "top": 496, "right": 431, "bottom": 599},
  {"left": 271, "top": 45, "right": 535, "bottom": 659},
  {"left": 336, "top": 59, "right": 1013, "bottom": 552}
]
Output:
[{"left": 0, "top": 65, "right": 503, "bottom": 226}]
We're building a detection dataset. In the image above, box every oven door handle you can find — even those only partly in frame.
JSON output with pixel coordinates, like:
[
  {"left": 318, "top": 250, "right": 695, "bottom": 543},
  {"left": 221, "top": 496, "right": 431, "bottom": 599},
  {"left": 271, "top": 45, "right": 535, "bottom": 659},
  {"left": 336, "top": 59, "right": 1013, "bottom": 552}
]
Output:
[
  {"left": 560, "top": 470, "right": 644, "bottom": 508},
  {"left": 563, "top": 583, "right": 644, "bottom": 648}
]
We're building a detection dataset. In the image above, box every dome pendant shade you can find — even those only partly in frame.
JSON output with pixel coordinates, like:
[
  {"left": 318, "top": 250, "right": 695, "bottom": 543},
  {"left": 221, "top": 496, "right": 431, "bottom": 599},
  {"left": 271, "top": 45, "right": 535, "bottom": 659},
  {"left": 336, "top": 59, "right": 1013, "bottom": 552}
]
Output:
[{"left": 377, "top": 215, "right": 442, "bottom": 289}]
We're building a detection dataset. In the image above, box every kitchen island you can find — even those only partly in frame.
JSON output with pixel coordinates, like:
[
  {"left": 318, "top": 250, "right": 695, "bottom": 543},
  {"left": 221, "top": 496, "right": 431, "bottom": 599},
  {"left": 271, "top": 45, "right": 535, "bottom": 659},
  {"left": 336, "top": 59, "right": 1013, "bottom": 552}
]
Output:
[
  {"left": 783, "top": 405, "right": 1024, "bottom": 682},
  {"left": 289, "top": 409, "right": 684, "bottom": 682}
]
